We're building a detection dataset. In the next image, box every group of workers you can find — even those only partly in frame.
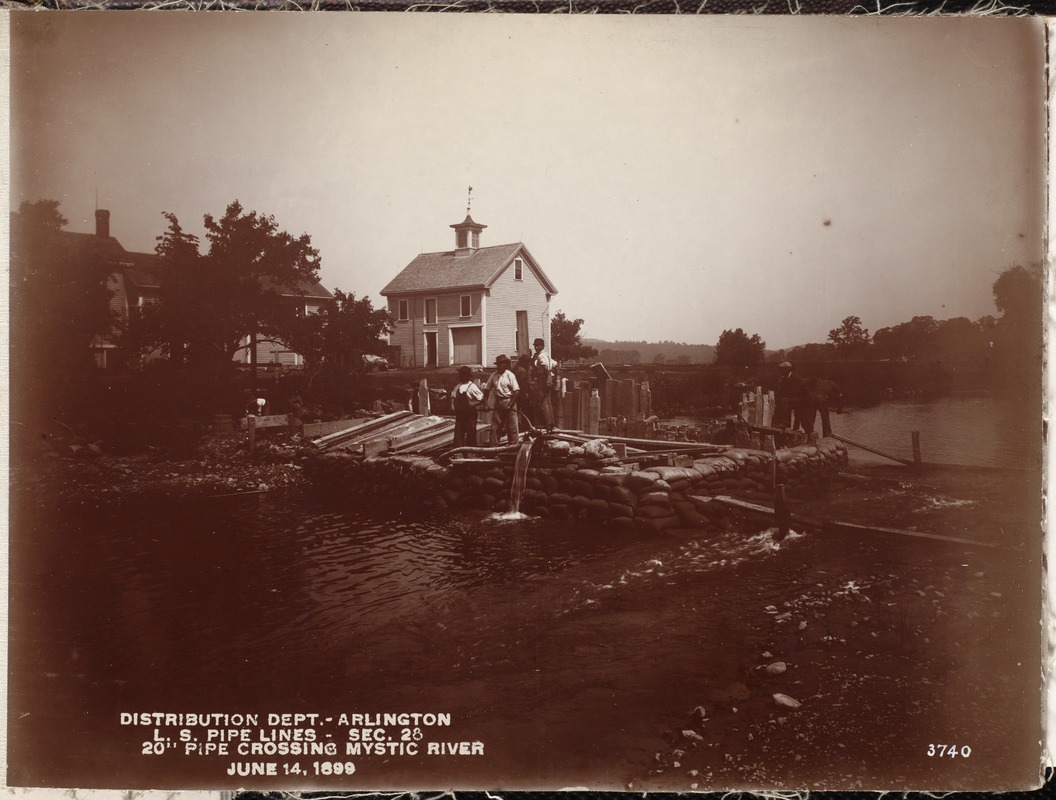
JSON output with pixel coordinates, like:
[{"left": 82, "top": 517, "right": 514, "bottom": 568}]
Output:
[
  {"left": 774, "top": 361, "right": 844, "bottom": 437},
  {"left": 450, "top": 337, "right": 557, "bottom": 448}
]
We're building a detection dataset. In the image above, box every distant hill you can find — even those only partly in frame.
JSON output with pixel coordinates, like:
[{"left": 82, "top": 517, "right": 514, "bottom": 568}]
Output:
[{"left": 583, "top": 338, "right": 716, "bottom": 365}]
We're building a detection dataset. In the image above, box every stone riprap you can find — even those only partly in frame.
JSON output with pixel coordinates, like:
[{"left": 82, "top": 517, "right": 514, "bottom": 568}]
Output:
[{"left": 306, "top": 437, "right": 848, "bottom": 532}]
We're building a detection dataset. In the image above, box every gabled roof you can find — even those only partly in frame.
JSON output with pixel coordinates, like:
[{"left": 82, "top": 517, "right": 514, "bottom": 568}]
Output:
[
  {"left": 259, "top": 276, "right": 334, "bottom": 300},
  {"left": 381, "top": 242, "right": 558, "bottom": 295},
  {"left": 58, "top": 231, "right": 333, "bottom": 300}
]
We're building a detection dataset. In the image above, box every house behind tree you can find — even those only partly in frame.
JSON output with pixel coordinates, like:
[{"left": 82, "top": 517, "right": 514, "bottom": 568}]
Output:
[
  {"left": 44, "top": 209, "right": 333, "bottom": 368},
  {"left": 381, "top": 213, "right": 558, "bottom": 368}
]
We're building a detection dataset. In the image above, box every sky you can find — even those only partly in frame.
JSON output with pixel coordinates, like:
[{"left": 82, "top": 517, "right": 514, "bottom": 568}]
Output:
[{"left": 10, "top": 14, "right": 1046, "bottom": 349}]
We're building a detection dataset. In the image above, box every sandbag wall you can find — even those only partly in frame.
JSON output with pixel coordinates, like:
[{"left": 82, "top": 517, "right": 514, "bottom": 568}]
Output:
[{"left": 306, "top": 438, "right": 848, "bottom": 531}]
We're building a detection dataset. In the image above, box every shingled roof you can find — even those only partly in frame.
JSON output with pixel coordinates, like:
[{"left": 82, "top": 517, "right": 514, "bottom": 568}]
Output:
[{"left": 381, "top": 243, "right": 557, "bottom": 295}]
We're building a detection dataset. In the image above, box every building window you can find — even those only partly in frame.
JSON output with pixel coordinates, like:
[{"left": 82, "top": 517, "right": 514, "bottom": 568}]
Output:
[
  {"left": 515, "top": 259, "right": 523, "bottom": 280},
  {"left": 398, "top": 299, "right": 409, "bottom": 321},
  {"left": 472, "top": 231, "right": 480, "bottom": 248},
  {"left": 425, "top": 298, "right": 437, "bottom": 325},
  {"left": 457, "top": 230, "right": 468, "bottom": 248},
  {"left": 460, "top": 295, "right": 472, "bottom": 318}
]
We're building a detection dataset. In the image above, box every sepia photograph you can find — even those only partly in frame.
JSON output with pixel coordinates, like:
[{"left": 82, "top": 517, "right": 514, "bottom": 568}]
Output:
[{"left": 5, "top": 12, "right": 1048, "bottom": 793}]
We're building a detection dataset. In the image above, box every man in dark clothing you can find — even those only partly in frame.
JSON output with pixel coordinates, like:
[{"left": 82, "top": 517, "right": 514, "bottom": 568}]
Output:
[
  {"left": 774, "top": 361, "right": 807, "bottom": 429},
  {"left": 803, "top": 377, "right": 844, "bottom": 437},
  {"left": 514, "top": 353, "right": 534, "bottom": 426}
]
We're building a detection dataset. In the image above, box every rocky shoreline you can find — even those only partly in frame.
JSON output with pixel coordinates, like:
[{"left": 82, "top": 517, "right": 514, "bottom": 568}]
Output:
[
  {"left": 628, "top": 462, "right": 1041, "bottom": 791},
  {"left": 11, "top": 431, "right": 315, "bottom": 509}
]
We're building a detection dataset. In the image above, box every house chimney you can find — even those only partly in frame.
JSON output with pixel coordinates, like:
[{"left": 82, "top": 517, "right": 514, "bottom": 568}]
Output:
[{"left": 95, "top": 209, "right": 111, "bottom": 239}]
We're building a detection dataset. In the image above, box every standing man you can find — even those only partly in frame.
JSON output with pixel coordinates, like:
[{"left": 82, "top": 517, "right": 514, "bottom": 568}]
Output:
[
  {"left": 775, "top": 361, "right": 806, "bottom": 430},
  {"left": 514, "top": 353, "right": 534, "bottom": 426},
  {"left": 809, "top": 375, "right": 844, "bottom": 438},
  {"left": 451, "top": 366, "right": 484, "bottom": 447},
  {"left": 530, "top": 337, "right": 556, "bottom": 431},
  {"left": 485, "top": 354, "right": 520, "bottom": 446}
]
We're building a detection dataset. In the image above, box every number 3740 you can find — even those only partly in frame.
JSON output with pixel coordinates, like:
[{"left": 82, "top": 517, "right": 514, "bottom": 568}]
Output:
[{"left": 928, "top": 744, "right": 972, "bottom": 758}]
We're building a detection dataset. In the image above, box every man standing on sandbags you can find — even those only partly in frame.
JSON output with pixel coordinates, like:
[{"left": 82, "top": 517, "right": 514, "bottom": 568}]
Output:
[
  {"left": 774, "top": 361, "right": 807, "bottom": 430},
  {"left": 485, "top": 354, "right": 521, "bottom": 446},
  {"left": 531, "top": 337, "right": 556, "bottom": 431},
  {"left": 803, "top": 376, "right": 844, "bottom": 437}
]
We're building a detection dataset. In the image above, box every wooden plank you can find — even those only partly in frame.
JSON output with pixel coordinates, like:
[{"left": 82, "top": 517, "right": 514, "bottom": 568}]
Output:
[
  {"left": 240, "top": 413, "right": 290, "bottom": 431},
  {"left": 304, "top": 417, "right": 373, "bottom": 440},
  {"left": 833, "top": 434, "right": 913, "bottom": 466},
  {"left": 313, "top": 411, "right": 414, "bottom": 447},
  {"left": 823, "top": 520, "right": 1002, "bottom": 549},
  {"left": 710, "top": 495, "right": 1003, "bottom": 549}
]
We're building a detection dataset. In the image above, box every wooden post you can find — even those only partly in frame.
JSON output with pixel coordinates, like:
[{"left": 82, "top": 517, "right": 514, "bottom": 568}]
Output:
[
  {"left": 569, "top": 382, "right": 581, "bottom": 431},
  {"left": 619, "top": 379, "right": 635, "bottom": 419},
  {"left": 763, "top": 391, "right": 774, "bottom": 427},
  {"left": 639, "top": 381, "right": 652, "bottom": 418},
  {"left": 774, "top": 484, "right": 790, "bottom": 542},
  {"left": 912, "top": 431, "right": 921, "bottom": 466},
  {"left": 603, "top": 379, "right": 617, "bottom": 418},
  {"left": 763, "top": 434, "right": 776, "bottom": 454},
  {"left": 578, "top": 381, "right": 592, "bottom": 433},
  {"left": 247, "top": 414, "right": 257, "bottom": 454},
  {"left": 418, "top": 379, "right": 430, "bottom": 416},
  {"left": 287, "top": 413, "right": 298, "bottom": 434},
  {"left": 754, "top": 386, "right": 763, "bottom": 427},
  {"left": 588, "top": 389, "right": 601, "bottom": 435}
]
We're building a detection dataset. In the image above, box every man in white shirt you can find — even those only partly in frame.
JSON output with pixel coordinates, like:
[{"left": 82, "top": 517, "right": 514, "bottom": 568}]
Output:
[
  {"left": 485, "top": 354, "right": 520, "bottom": 445},
  {"left": 531, "top": 338, "right": 556, "bottom": 429},
  {"left": 451, "top": 365, "right": 485, "bottom": 447}
]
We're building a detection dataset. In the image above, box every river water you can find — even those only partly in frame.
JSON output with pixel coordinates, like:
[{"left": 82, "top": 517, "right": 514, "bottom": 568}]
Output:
[
  {"left": 7, "top": 394, "right": 1043, "bottom": 791},
  {"left": 672, "top": 393, "right": 1041, "bottom": 469}
]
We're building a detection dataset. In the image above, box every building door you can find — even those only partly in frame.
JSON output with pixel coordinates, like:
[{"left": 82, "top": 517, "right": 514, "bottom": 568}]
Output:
[
  {"left": 516, "top": 310, "right": 529, "bottom": 356},
  {"left": 451, "top": 326, "right": 482, "bottom": 365},
  {"left": 425, "top": 331, "right": 438, "bottom": 368}
]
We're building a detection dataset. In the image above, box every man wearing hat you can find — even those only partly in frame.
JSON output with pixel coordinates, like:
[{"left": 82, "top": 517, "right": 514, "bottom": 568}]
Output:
[
  {"left": 774, "top": 361, "right": 806, "bottom": 429},
  {"left": 484, "top": 354, "right": 521, "bottom": 446},
  {"left": 530, "top": 337, "right": 556, "bottom": 430}
]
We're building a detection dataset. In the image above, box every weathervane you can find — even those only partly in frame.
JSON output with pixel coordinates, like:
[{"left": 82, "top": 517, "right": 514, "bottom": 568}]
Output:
[{"left": 467, "top": 186, "right": 473, "bottom": 215}]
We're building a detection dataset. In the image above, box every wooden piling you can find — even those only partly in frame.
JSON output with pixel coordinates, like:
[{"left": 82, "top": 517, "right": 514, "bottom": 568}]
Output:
[
  {"left": 912, "top": 431, "right": 922, "bottom": 466},
  {"left": 247, "top": 414, "right": 256, "bottom": 454},
  {"left": 588, "top": 389, "right": 601, "bottom": 435},
  {"left": 418, "top": 379, "right": 431, "bottom": 416},
  {"left": 603, "top": 379, "right": 617, "bottom": 418},
  {"left": 774, "top": 484, "right": 790, "bottom": 542}
]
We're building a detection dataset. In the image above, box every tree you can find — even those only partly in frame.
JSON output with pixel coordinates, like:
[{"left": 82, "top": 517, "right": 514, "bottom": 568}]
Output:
[
  {"left": 286, "top": 289, "right": 394, "bottom": 373},
  {"left": 784, "top": 342, "right": 835, "bottom": 362},
  {"left": 714, "top": 328, "right": 766, "bottom": 367},
  {"left": 872, "top": 315, "right": 936, "bottom": 361},
  {"left": 550, "top": 311, "right": 599, "bottom": 361},
  {"left": 143, "top": 201, "right": 321, "bottom": 373},
  {"left": 10, "top": 200, "right": 116, "bottom": 421},
  {"left": 827, "top": 316, "right": 871, "bottom": 359},
  {"left": 990, "top": 264, "right": 1043, "bottom": 396}
]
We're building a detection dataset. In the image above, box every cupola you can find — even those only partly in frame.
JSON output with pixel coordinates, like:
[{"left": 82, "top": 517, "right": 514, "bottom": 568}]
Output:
[{"left": 451, "top": 186, "right": 486, "bottom": 257}]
